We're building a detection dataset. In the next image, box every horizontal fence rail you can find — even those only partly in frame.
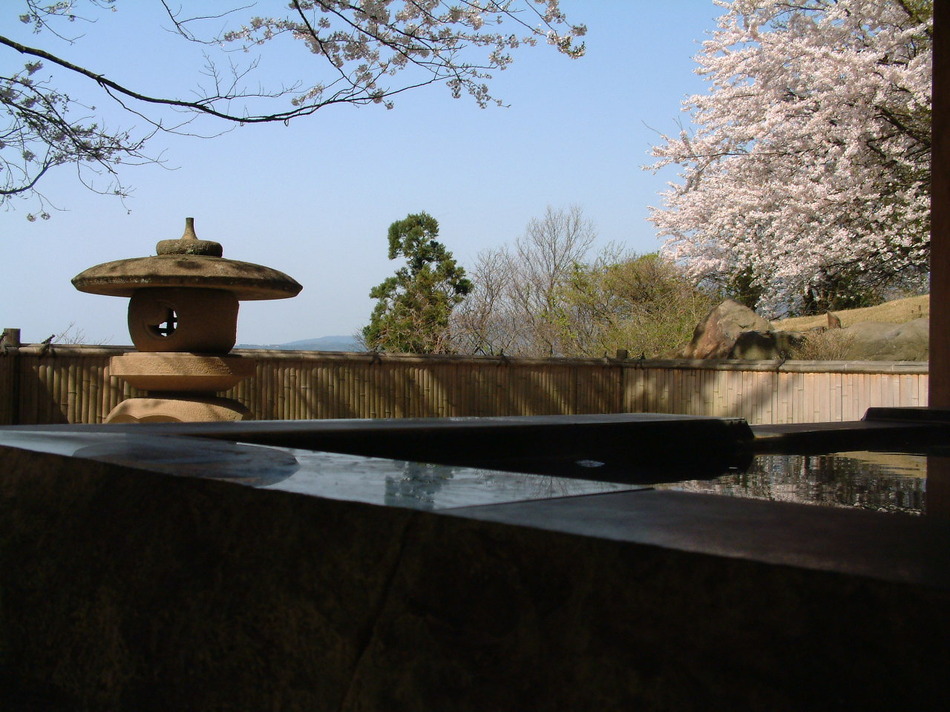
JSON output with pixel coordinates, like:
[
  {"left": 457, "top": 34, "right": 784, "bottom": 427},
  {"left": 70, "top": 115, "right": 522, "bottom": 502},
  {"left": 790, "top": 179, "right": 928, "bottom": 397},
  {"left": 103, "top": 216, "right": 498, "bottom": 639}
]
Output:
[{"left": 0, "top": 344, "right": 929, "bottom": 426}]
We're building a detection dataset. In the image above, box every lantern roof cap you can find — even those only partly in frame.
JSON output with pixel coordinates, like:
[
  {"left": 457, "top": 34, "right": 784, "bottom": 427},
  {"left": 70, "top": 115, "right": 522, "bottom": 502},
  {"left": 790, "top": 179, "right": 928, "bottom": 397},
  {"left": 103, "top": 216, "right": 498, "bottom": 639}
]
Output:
[{"left": 71, "top": 218, "right": 302, "bottom": 301}]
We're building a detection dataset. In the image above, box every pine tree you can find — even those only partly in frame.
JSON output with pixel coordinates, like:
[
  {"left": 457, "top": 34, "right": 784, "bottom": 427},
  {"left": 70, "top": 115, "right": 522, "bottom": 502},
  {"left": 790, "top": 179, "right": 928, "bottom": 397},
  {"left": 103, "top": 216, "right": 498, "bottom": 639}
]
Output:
[{"left": 363, "top": 213, "right": 472, "bottom": 353}]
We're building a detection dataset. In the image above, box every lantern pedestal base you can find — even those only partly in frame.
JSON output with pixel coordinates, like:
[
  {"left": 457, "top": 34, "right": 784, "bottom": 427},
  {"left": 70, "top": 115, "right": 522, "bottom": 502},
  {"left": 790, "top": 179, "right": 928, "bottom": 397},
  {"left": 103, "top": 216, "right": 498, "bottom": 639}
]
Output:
[
  {"left": 105, "top": 396, "right": 253, "bottom": 423},
  {"left": 109, "top": 352, "right": 255, "bottom": 392}
]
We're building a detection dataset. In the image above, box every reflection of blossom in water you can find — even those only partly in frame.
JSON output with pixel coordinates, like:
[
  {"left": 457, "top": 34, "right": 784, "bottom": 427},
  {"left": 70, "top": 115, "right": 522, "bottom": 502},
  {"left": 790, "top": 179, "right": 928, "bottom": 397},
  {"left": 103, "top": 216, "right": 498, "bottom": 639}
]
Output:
[
  {"left": 384, "top": 462, "right": 456, "bottom": 510},
  {"left": 382, "top": 460, "right": 629, "bottom": 510},
  {"left": 476, "top": 469, "right": 616, "bottom": 500}
]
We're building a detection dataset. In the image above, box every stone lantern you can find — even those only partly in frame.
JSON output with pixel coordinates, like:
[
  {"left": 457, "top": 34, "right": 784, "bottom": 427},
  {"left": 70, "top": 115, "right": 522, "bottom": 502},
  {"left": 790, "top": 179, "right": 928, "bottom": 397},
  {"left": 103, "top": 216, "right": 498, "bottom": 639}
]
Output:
[{"left": 72, "top": 218, "right": 302, "bottom": 423}]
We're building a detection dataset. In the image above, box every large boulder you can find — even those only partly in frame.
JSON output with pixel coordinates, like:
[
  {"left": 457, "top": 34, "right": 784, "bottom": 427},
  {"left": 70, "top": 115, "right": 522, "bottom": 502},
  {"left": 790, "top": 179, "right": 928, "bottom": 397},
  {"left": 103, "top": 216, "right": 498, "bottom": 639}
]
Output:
[
  {"left": 681, "top": 300, "right": 773, "bottom": 359},
  {"left": 682, "top": 301, "right": 929, "bottom": 361},
  {"left": 836, "top": 318, "right": 929, "bottom": 361},
  {"left": 731, "top": 330, "right": 803, "bottom": 360}
]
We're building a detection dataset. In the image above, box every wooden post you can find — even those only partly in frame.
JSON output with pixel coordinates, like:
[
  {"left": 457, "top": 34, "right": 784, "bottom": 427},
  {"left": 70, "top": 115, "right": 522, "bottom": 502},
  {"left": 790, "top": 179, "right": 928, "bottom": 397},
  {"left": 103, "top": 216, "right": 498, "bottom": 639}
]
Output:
[
  {"left": 0, "top": 329, "right": 21, "bottom": 424},
  {"left": 927, "top": 3, "right": 950, "bottom": 517},
  {"left": 930, "top": 2, "right": 950, "bottom": 406},
  {"left": 1, "top": 328, "right": 21, "bottom": 349}
]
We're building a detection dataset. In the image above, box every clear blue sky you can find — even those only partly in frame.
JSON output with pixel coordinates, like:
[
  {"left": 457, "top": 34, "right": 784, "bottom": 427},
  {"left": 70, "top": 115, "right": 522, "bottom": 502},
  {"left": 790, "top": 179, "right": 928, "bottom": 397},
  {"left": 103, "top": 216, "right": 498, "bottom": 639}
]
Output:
[{"left": 0, "top": 1, "right": 721, "bottom": 346}]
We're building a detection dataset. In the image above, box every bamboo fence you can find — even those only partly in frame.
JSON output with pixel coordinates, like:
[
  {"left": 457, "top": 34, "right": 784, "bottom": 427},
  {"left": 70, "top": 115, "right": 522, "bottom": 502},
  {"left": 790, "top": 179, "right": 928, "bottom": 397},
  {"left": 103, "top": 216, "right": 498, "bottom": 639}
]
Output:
[{"left": 0, "top": 344, "right": 928, "bottom": 426}]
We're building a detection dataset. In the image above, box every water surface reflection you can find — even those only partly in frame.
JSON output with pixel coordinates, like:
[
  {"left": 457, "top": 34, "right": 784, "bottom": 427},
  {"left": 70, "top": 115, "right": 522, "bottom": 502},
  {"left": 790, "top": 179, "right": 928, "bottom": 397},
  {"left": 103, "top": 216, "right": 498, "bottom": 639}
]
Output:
[{"left": 656, "top": 451, "right": 926, "bottom": 515}]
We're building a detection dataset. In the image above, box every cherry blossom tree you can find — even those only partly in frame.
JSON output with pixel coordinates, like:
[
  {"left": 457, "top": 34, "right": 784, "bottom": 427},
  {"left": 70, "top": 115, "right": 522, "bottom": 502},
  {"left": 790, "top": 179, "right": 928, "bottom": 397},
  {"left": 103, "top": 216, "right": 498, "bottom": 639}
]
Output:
[
  {"left": 1, "top": 0, "right": 585, "bottom": 216},
  {"left": 647, "top": 0, "right": 932, "bottom": 317}
]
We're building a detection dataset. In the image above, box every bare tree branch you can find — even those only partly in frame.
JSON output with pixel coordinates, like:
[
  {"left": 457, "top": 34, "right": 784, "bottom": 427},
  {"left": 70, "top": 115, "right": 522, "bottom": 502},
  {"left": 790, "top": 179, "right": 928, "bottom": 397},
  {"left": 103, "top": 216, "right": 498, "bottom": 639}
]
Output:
[{"left": 1, "top": 1, "right": 585, "bottom": 215}]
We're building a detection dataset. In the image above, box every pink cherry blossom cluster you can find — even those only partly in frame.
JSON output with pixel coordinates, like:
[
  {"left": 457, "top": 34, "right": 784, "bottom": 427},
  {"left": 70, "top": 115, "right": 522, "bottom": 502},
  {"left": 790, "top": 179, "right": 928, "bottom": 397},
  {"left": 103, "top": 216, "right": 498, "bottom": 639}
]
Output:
[
  {"left": 647, "top": 0, "right": 931, "bottom": 317},
  {"left": 223, "top": 1, "right": 586, "bottom": 110}
]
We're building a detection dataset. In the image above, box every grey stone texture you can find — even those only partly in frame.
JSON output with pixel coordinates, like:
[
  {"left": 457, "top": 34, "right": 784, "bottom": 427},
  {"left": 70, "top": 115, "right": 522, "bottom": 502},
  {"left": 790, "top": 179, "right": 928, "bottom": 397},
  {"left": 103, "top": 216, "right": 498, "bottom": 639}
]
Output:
[
  {"left": 834, "top": 317, "right": 930, "bottom": 360},
  {"left": 2, "top": 442, "right": 949, "bottom": 711},
  {"left": 682, "top": 299, "right": 772, "bottom": 359},
  {"left": 730, "top": 329, "right": 803, "bottom": 359},
  {"left": 684, "top": 300, "right": 929, "bottom": 361}
]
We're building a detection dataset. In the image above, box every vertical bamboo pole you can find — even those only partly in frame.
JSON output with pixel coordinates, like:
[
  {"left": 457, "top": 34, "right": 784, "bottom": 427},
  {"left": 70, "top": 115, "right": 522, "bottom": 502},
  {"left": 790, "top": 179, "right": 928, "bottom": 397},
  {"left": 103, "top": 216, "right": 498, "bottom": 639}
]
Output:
[
  {"left": 45, "top": 360, "right": 56, "bottom": 424},
  {"left": 81, "top": 360, "right": 91, "bottom": 424},
  {"left": 69, "top": 360, "right": 79, "bottom": 424}
]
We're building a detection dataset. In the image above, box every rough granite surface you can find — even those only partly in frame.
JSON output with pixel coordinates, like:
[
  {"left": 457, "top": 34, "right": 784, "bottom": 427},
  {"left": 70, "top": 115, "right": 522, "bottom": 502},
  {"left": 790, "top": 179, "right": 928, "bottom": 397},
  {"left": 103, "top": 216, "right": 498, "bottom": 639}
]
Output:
[{"left": 1, "top": 444, "right": 948, "bottom": 711}]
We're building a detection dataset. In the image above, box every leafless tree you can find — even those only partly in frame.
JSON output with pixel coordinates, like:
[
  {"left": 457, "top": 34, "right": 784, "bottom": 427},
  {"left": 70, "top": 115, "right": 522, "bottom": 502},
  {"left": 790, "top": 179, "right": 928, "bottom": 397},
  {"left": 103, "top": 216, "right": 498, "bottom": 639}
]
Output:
[
  {"left": 451, "top": 205, "right": 714, "bottom": 358},
  {"left": 450, "top": 205, "right": 596, "bottom": 356}
]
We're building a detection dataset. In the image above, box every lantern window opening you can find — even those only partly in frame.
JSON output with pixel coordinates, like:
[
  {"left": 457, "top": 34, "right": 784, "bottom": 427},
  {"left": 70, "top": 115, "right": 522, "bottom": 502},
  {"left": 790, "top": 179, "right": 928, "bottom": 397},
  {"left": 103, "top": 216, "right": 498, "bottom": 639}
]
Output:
[{"left": 149, "top": 305, "right": 179, "bottom": 339}]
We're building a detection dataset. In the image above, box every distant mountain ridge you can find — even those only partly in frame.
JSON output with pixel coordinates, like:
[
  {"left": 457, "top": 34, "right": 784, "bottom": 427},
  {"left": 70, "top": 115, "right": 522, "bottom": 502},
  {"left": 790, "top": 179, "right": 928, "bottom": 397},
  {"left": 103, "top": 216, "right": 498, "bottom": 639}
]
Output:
[{"left": 237, "top": 335, "right": 363, "bottom": 352}]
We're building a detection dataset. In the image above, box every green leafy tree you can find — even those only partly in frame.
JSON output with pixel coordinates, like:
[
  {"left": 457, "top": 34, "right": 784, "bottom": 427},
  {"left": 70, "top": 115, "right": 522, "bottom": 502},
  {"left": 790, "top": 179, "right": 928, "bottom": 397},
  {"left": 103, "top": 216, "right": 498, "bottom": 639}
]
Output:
[
  {"left": 363, "top": 213, "right": 472, "bottom": 353},
  {"left": 557, "top": 252, "right": 714, "bottom": 358},
  {"left": 450, "top": 208, "right": 713, "bottom": 358}
]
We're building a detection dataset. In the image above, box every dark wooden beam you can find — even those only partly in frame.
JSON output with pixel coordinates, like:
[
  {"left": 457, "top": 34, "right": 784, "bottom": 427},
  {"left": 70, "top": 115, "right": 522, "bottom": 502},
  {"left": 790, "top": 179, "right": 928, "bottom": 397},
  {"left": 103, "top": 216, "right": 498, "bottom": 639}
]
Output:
[{"left": 930, "top": 2, "right": 949, "bottom": 405}]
